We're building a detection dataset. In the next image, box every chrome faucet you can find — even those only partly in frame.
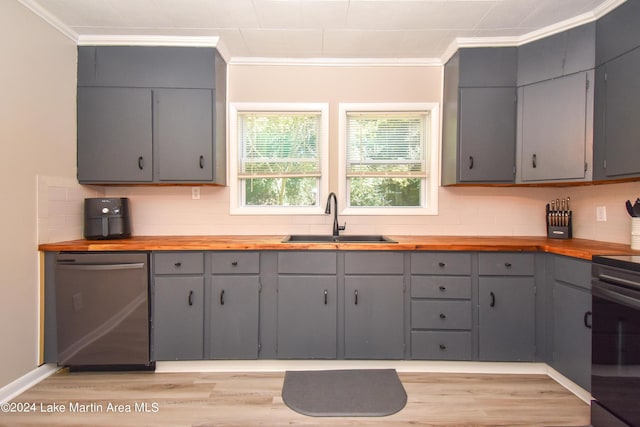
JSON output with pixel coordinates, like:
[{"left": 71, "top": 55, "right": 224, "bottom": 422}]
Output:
[{"left": 325, "top": 192, "right": 346, "bottom": 237}]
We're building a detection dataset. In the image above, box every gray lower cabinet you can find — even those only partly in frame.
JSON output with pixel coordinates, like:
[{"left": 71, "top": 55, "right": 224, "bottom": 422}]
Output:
[
  {"left": 344, "top": 252, "right": 405, "bottom": 359},
  {"left": 276, "top": 276, "right": 337, "bottom": 359},
  {"left": 549, "top": 255, "right": 592, "bottom": 391},
  {"left": 519, "top": 71, "right": 592, "bottom": 182},
  {"left": 410, "top": 252, "right": 473, "bottom": 360},
  {"left": 478, "top": 253, "right": 536, "bottom": 361},
  {"left": 344, "top": 276, "right": 404, "bottom": 359},
  {"left": 209, "top": 252, "right": 261, "bottom": 359},
  {"left": 209, "top": 276, "right": 260, "bottom": 359},
  {"left": 153, "top": 251, "right": 206, "bottom": 360},
  {"left": 276, "top": 252, "right": 338, "bottom": 359}
]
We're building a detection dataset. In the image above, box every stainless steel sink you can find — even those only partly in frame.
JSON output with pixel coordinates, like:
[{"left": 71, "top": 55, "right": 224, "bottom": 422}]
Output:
[{"left": 282, "top": 234, "right": 397, "bottom": 243}]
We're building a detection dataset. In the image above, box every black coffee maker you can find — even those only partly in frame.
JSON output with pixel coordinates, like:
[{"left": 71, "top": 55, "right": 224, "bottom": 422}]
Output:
[{"left": 84, "top": 198, "right": 132, "bottom": 239}]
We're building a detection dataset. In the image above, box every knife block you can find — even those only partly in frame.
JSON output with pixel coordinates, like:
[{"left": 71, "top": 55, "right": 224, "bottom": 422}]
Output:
[{"left": 547, "top": 211, "right": 572, "bottom": 239}]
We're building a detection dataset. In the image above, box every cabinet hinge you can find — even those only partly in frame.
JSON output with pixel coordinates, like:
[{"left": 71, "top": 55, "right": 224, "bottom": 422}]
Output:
[
  {"left": 258, "top": 342, "right": 262, "bottom": 354},
  {"left": 604, "top": 71, "right": 608, "bottom": 82},
  {"left": 513, "top": 166, "right": 516, "bottom": 175},
  {"left": 585, "top": 162, "right": 588, "bottom": 172},
  {"left": 533, "top": 286, "right": 537, "bottom": 295},
  {"left": 586, "top": 78, "right": 590, "bottom": 91},
  {"left": 604, "top": 159, "right": 607, "bottom": 170}
]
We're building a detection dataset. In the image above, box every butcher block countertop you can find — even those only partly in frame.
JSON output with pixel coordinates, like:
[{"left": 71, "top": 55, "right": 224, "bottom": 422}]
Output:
[{"left": 38, "top": 235, "right": 639, "bottom": 260}]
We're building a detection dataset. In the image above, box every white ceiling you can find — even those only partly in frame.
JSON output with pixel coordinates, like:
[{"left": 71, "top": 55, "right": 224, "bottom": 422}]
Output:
[{"left": 20, "top": 0, "right": 625, "bottom": 63}]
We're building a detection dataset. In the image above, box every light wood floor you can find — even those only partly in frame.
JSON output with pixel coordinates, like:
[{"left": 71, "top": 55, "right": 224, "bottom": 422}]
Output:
[{"left": 2, "top": 370, "right": 590, "bottom": 426}]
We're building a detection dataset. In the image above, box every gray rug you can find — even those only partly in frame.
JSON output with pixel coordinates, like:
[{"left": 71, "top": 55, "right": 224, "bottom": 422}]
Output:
[{"left": 281, "top": 369, "right": 407, "bottom": 417}]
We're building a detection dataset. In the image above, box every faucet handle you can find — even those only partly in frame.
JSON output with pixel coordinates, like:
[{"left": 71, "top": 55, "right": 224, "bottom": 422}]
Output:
[{"left": 338, "top": 222, "right": 346, "bottom": 231}]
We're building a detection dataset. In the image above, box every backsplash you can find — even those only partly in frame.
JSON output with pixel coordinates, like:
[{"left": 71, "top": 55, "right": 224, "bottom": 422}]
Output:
[
  {"left": 100, "top": 181, "right": 640, "bottom": 245},
  {"left": 36, "top": 175, "right": 639, "bottom": 245},
  {"left": 37, "top": 175, "right": 104, "bottom": 244}
]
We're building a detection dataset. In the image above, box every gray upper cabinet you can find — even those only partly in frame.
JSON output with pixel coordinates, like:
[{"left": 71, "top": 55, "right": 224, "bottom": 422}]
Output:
[
  {"left": 596, "top": 0, "right": 640, "bottom": 66},
  {"left": 516, "top": 22, "right": 595, "bottom": 183},
  {"left": 519, "top": 72, "right": 592, "bottom": 182},
  {"left": 155, "top": 89, "right": 213, "bottom": 182},
  {"left": 518, "top": 23, "right": 595, "bottom": 86},
  {"left": 593, "top": 47, "right": 640, "bottom": 179},
  {"left": 77, "top": 87, "right": 153, "bottom": 182},
  {"left": 77, "top": 46, "right": 226, "bottom": 185},
  {"left": 77, "top": 46, "right": 215, "bottom": 88},
  {"left": 442, "top": 47, "right": 518, "bottom": 185}
]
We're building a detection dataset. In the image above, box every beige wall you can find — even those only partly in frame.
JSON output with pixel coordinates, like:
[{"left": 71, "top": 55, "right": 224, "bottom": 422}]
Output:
[{"left": 0, "top": 1, "right": 77, "bottom": 388}]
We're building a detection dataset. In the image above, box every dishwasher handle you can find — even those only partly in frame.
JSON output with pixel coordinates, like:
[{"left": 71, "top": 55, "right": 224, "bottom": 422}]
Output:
[{"left": 56, "top": 262, "right": 146, "bottom": 271}]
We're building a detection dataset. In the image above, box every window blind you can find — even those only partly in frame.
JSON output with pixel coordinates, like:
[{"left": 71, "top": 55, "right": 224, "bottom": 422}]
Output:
[
  {"left": 346, "top": 112, "right": 428, "bottom": 178},
  {"left": 238, "top": 112, "right": 321, "bottom": 178}
]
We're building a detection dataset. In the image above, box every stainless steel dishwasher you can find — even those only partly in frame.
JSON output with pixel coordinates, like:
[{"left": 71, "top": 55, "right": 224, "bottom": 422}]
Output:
[{"left": 55, "top": 252, "right": 153, "bottom": 369}]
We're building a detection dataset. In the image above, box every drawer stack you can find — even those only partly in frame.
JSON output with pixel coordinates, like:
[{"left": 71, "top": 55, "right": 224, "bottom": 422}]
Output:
[{"left": 410, "top": 253, "right": 473, "bottom": 360}]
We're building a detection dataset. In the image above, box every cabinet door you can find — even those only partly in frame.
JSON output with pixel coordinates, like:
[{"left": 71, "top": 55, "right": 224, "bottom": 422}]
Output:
[
  {"left": 479, "top": 277, "right": 535, "bottom": 361},
  {"left": 153, "top": 276, "right": 204, "bottom": 360},
  {"left": 344, "top": 276, "right": 404, "bottom": 359},
  {"left": 209, "top": 276, "right": 260, "bottom": 359},
  {"left": 520, "top": 72, "right": 589, "bottom": 182},
  {"left": 155, "top": 89, "right": 214, "bottom": 181},
  {"left": 599, "top": 48, "right": 640, "bottom": 178},
  {"left": 458, "top": 87, "right": 516, "bottom": 182},
  {"left": 77, "top": 87, "right": 153, "bottom": 183},
  {"left": 277, "top": 276, "right": 337, "bottom": 359},
  {"left": 552, "top": 282, "right": 591, "bottom": 391}
]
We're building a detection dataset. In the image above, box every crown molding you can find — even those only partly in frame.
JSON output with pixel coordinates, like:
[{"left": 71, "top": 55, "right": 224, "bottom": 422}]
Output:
[
  {"left": 229, "top": 56, "right": 441, "bottom": 67},
  {"left": 17, "top": 0, "right": 78, "bottom": 42}
]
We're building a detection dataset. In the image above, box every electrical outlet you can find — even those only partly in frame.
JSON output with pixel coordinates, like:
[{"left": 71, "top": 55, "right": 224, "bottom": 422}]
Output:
[
  {"left": 596, "top": 206, "right": 607, "bottom": 222},
  {"left": 191, "top": 187, "right": 201, "bottom": 200}
]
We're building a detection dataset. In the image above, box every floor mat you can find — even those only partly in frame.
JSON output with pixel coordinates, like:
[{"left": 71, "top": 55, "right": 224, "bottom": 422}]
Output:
[{"left": 281, "top": 368, "right": 407, "bottom": 417}]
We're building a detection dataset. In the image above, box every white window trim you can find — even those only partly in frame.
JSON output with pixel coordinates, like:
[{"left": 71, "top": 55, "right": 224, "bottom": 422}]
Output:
[
  {"left": 229, "top": 102, "right": 329, "bottom": 215},
  {"left": 338, "top": 103, "right": 440, "bottom": 216}
]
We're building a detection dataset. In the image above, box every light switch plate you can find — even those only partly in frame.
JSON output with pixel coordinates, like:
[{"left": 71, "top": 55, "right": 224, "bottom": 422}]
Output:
[
  {"left": 192, "top": 187, "right": 201, "bottom": 200},
  {"left": 596, "top": 206, "right": 607, "bottom": 222}
]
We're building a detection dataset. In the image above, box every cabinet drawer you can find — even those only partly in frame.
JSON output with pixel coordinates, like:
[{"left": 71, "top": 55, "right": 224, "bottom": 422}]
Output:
[
  {"left": 411, "top": 253, "right": 471, "bottom": 275},
  {"left": 211, "top": 252, "right": 259, "bottom": 274},
  {"left": 411, "top": 331, "right": 472, "bottom": 360},
  {"left": 278, "top": 252, "right": 336, "bottom": 274},
  {"left": 554, "top": 255, "right": 591, "bottom": 290},
  {"left": 411, "top": 300, "right": 472, "bottom": 330},
  {"left": 478, "top": 253, "right": 534, "bottom": 276},
  {"left": 154, "top": 252, "right": 204, "bottom": 275},
  {"left": 345, "top": 252, "right": 404, "bottom": 275},
  {"left": 411, "top": 276, "right": 471, "bottom": 299}
]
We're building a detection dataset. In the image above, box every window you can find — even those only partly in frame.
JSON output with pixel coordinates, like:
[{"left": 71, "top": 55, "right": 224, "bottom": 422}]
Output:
[
  {"left": 230, "top": 103, "right": 329, "bottom": 214},
  {"left": 339, "top": 103, "right": 439, "bottom": 215}
]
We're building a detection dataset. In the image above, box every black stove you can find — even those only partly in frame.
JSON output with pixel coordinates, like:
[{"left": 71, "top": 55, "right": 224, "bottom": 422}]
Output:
[{"left": 591, "top": 255, "right": 640, "bottom": 427}]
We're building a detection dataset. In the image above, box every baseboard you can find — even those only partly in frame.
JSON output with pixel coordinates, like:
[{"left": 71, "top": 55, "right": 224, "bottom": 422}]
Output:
[
  {"left": 0, "top": 363, "right": 59, "bottom": 404},
  {"left": 155, "top": 359, "right": 550, "bottom": 374},
  {"left": 546, "top": 365, "right": 592, "bottom": 404}
]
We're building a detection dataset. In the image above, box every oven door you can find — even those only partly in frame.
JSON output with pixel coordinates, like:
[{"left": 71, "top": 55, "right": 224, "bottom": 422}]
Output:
[{"left": 592, "top": 279, "right": 640, "bottom": 426}]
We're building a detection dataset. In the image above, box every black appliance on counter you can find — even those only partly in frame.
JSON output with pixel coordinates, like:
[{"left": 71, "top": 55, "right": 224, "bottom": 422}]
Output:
[
  {"left": 591, "top": 255, "right": 640, "bottom": 426},
  {"left": 84, "top": 197, "right": 131, "bottom": 239},
  {"left": 54, "top": 252, "right": 153, "bottom": 370}
]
